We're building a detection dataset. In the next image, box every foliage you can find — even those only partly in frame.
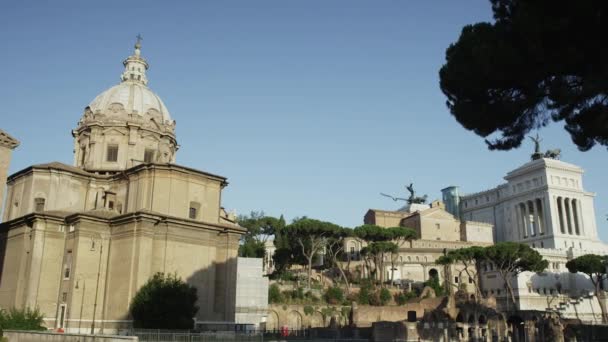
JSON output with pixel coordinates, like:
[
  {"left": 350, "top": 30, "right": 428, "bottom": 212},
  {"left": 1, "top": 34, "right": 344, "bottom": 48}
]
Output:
[
  {"left": 0, "top": 307, "right": 45, "bottom": 331},
  {"left": 357, "top": 281, "right": 373, "bottom": 305},
  {"left": 130, "top": 272, "right": 198, "bottom": 330},
  {"left": 439, "top": 246, "right": 487, "bottom": 298},
  {"left": 394, "top": 291, "right": 417, "bottom": 305},
  {"left": 238, "top": 211, "right": 284, "bottom": 258},
  {"left": 303, "top": 305, "right": 315, "bottom": 316},
  {"left": 424, "top": 275, "right": 445, "bottom": 296},
  {"left": 284, "top": 218, "right": 343, "bottom": 288},
  {"left": 485, "top": 242, "right": 548, "bottom": 304},
  {"left": 566, "top": 254, "right": 608, "bottom": 323},
  {"left": 439, "top": 0, "right": 608, "bottom": 151},
  {"left": 269, "top": 284, "right": 284, "bottom": 304},
  {"left": 379, "top": 288, "right": 392, "bottom": 305},
  {"left": 238, "top": 239, "right": 265, "bottom": 258},
  {"left": 324, "top": 286, "right": 345, "bottom": 305},
  {"left": 354, "top": 225, "right": 417, "bottom": 285}
]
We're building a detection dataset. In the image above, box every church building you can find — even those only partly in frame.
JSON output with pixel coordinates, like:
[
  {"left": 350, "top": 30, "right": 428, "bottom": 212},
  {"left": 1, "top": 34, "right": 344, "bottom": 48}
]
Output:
[{"left": 0, "top": 40, "right": 244, "bottom": 333}]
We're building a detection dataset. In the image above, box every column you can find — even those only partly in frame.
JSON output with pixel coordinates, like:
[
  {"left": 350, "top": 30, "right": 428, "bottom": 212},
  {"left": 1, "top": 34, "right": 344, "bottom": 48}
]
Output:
[
  {"left": 576, "top": 199, "right": 585, "bottom": 236},
  {"left": 542, "top": 196, "right": 552, "bottom": 235},
  {"left": 565, "top": 198, "right": 574, "bottom": 235},
  {"left": 521, "top": 203, "right": 528, "bottom": 238},
  {"left": 515, "top": 204, "right": 523, "bottom": 240},
  {"left": 572, "top": 199, "right": 580, "bottom": 235},
  {"left": 529, "top": 201, "right": 537, "bottom": 236},
  {"left": 557, "top": 197, "right": 565, "bottom": 234},
  {"left": 534, "top": 198, "right": 543, "bottom": 235},
  {"left": 524, "top": 202, "right": 532, "bottom": 238}
]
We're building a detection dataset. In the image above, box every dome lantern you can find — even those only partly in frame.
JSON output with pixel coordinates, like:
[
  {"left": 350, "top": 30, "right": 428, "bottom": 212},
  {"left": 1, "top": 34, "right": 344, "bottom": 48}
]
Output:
[{"left": 120, "top": 35, "right": 149, "bottom": 85}]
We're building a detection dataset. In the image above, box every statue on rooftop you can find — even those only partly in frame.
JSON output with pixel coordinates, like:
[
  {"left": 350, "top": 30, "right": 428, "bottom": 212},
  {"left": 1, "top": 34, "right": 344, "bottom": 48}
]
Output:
[
  {"left": 529, "top": 134, "right": 544, "bottom": 160},
  {"left": 406, "top": 183, "right": 427, "bottom": 204}
]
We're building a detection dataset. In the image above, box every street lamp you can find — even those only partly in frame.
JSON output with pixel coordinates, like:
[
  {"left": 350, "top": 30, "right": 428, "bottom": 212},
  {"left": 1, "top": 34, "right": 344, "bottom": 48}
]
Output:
[{"left": 90, "top": 234, "right": 105, "bottom": 335}]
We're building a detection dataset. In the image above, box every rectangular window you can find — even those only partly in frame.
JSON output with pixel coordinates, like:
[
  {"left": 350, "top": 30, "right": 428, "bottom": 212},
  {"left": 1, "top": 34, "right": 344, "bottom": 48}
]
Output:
[
  {"left": 469, "top": 277, "right": 473, "bottom": 284},
  {"left": 34, "top": 198, "right": 45, "bottom": 212},
  {"left": 189, "top": 207, "right": 197, "bottom": 219},
  {"left": 454, "top": 276, "right": 459, "bottom": 283},
  {"left": 189, "top": 201, "right": 200, "bottom": 220},
  {"left": 435, "top": 223, "right": 440, "bottom": 230},
  {"left": 144, "top": 149, "right": 155, "bottom": 163},
  {"left": 63, "top": 250, "right": 72, "bottom": 279},
  {"left": 58, "top": 305, "right": 67, "bottom": 329},
  {"left": 106, "top": 144, "right": 119, "bottom": 162}
]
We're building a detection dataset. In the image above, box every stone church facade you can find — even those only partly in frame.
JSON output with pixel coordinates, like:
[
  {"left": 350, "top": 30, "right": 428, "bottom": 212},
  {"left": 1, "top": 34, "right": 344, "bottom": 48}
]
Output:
[{"left": 0, "top": 41, "right": 244, "bottom": 333}]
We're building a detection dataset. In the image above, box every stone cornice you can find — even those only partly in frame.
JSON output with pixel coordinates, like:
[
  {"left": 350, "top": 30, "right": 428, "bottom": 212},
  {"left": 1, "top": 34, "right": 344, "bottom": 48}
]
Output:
[
  {"left": 73, "top": 120, "right": 176, "bottom": 142},
  {"left": 0, "top": 129, "right": 19, "bottom": 149},
  {"left": 505, "top": 158, "right": 583, "bottom": 180},
  {"left": 7, "top": 161, "right": 228, "bottom": 188},
  {"left": 0, "top": 211, "right": 66, "bottom": 231},
  {"left": 121, "top": 163, "right": 228, "bottom": 186}
]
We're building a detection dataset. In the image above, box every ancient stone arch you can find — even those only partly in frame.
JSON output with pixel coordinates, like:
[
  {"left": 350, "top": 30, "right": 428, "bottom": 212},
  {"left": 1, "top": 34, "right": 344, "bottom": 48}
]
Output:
[
  {"left": 309, "top": 311, "right": 325, "bottom": 328},
  {"left": 266, "top": 310, "right": 280, "bottom": 331},
  {"left": 287, "top": 310, "right": 303, "bottom": 330}
]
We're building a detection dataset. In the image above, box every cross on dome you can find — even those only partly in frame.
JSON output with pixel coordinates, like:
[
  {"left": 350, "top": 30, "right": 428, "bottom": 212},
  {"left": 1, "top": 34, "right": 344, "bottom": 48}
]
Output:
[{"left": 120, "top": 35, "right": 149, "bottom": 85}]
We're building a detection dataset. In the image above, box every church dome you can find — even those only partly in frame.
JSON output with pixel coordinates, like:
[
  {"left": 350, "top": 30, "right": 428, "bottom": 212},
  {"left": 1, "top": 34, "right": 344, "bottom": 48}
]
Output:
[
  {"left": 73, "top": 38, "right": 178, "bottom": 173},
  {"left": 87, "top": 82, "right": 172, "bottom": 123}
]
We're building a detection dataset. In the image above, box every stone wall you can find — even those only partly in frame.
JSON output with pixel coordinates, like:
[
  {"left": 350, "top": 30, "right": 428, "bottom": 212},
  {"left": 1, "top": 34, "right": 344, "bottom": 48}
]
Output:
[
  {"left": 267, "top": 297, "right": 445, "bottom": 330},
  {"left": 2, "top": 330, "right": 137, "bottom": 342},
  {"left": 353, "top": 297, "right": 444, "bottom": 328}
]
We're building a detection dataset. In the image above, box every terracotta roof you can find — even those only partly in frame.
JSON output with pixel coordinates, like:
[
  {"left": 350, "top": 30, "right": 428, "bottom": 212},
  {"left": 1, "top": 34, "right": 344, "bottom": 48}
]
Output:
[{"left": 0, "top": 129, "right": 19, "bottom": 149}]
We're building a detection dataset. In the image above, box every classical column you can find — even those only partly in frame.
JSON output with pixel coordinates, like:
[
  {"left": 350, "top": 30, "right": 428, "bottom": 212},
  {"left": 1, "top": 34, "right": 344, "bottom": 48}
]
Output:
[
  {"left": 515, "top": 204, "right": 523, "bottom": 240},
  {"left": 533, "top": 198, "right": 543, "bottom": 235},
  {"left": 565, "top": 198, "right": 574, "bottom": 235},
  {"left": 557, "top": 197, "right": 565, "bottom": 234},
  {"left": 572, "top": 199, "right": 580, "bottom": 235},
  {"left": 522, "top": 201, "right": 530, "bottom": 237},
  {"left": 529, "top": 200, "right": 537, "bottom": 236},
  {"left": 542, "top": 196, "right": 552, "bottom": 235},
  {"left": 520, "top": 203, "right": 528, "bottom": 238},
  {"left": 576, "top": 199, "right": 585, "bottom": 236}
]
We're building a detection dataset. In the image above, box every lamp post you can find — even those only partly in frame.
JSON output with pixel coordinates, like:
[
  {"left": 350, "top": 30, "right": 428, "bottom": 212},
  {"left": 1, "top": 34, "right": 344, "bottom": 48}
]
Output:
[{"left": 90, "top": 235, "right": 104, "bottom": 335}]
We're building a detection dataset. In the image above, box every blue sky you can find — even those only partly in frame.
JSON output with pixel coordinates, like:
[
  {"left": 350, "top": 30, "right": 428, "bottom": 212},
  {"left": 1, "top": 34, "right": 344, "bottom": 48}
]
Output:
[{"left": 1, "top": 1, "right": 606, "bottom": 239}]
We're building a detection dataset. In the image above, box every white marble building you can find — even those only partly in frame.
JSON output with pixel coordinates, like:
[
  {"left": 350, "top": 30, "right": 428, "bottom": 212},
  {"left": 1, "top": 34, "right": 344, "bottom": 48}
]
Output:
[
  {"left": 453, "top": 155, "right": 608, "bottom": 322},
  {"left": 459, "top": 157, "right": 604, "bottom": 252}
]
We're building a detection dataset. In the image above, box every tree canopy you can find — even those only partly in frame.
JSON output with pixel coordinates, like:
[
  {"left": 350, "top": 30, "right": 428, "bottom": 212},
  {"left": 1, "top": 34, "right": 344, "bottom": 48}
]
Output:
[
  {"left": 566, "top": 254, "right": 608, "bottom": 323},
  {"left": 440, "top": 0, "right": 608, "bottom": 151},
  {"left": 130, "top": 273, "right": 199, "bottom": 329},
  {"left": 354, "top": 224, "right": 417, "bottom": 285},
  {"left": 284, "top": 218, "right": 344, "bottom": 288},
  {"left": 237, "top": 211, "right": 284, "bottom": 258},
  {"left": 485, "top": 242, "right": 548, "bottom": 304}
]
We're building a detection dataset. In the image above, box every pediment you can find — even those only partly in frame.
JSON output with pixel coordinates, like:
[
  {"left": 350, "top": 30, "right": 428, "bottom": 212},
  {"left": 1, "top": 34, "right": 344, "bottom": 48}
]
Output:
[
  {"left": 141, "top": 133, "right": 161, "bottom": 142},
  {"left": 102, "top": 127, "right": 128, "bottom": 136},
  {"left": 421, "top": 208, "right": 457, "bottom": 221}
]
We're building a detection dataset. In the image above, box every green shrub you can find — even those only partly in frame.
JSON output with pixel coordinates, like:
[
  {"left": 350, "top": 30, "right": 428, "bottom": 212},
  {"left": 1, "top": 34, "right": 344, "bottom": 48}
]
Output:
[
  {"left": 394, "top": 292, "right": 407, "bottom": 305},
  {"left": 130, "top": 272, "right": 198, "bottom": 329},
  {"left": 0, "top": 307, "right": 45, "bottom": 331},
  {"left": 424, "top": 276, "right": 445, "bottom": 296},
  {"left": 290, "top": 287, "right": 305, "bottom": 300},
  {"left": 305, "top": 291, "right": 320, "bottom": 303},
  {"left": 324, "top": 286, "right": 344, "bottom": 305},
  {"left": 358, "top": 285, "right": 371, "bottom": 305},
  {"left": 269, "top": 284, "right": 283, "bottom": 303},
  {"left": 303, "top": 305, "right": 314, "bottom": 316},
  {"left": 379, "top": 288, "right": 391, "bottom": 305}
]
